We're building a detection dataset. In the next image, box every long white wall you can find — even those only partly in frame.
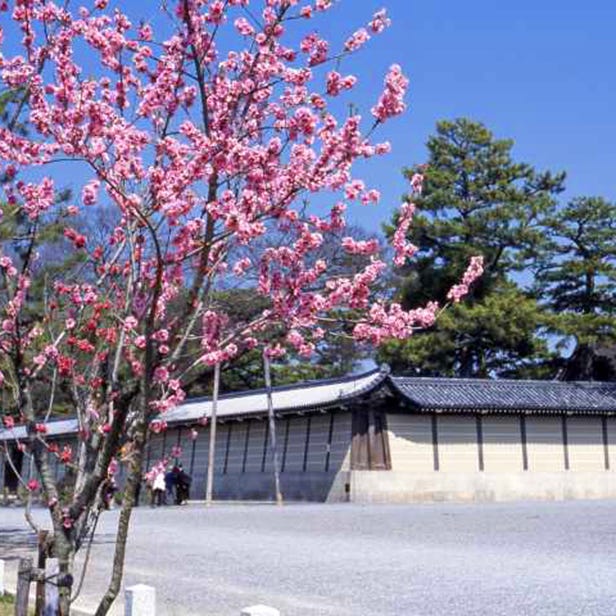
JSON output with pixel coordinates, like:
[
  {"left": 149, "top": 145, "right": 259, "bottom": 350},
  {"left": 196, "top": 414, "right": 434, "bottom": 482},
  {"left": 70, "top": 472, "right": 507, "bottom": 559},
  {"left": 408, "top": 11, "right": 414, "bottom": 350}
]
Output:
[
  {"left": 143, "top": 412, "right": 353, "bottom": 501},
  {"left": 351, "top": 413, "right": 616, "bottom": 503}
]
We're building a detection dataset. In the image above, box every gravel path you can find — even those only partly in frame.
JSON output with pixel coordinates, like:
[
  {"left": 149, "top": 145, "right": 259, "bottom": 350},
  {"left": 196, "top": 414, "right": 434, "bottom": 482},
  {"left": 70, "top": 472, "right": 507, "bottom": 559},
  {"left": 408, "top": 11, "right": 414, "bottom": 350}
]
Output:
[{"left": 1, "top": 500, "right": 616, "bottom": 615}]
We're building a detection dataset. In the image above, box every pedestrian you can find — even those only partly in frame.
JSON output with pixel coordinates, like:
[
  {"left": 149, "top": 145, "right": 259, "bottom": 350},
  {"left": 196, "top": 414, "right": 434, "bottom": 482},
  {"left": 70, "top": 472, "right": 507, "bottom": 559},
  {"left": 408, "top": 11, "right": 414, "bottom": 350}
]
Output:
[
  {"left": 164, "top": 465, "right": 176, "bottom": 505},
  {"left": 175, "top": 464, "right": 191, "bottom": 505},
  {"left": 152, "top": 467, "right": 166, "bottom": 507}
]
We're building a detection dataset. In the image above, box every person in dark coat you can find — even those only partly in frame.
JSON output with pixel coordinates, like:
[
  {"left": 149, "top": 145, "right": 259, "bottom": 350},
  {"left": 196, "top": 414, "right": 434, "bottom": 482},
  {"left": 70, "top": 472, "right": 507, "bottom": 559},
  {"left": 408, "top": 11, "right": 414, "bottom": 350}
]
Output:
[
  {"left": 164, "top": 467, "right": 176, "bottom": 505},
  {"left": 175, "top": 464, "right": 191, "bottom": 505}
]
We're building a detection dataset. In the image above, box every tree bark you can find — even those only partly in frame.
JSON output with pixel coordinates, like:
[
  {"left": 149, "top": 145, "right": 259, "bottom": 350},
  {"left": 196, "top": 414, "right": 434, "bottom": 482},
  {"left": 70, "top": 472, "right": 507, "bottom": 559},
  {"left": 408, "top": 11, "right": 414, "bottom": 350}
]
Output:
[
  {"left": 55, "top": 532, "right": 74, "bottom": 616},
  {"left": 93, "top": 417, "right": 147, "bottom": 616}
]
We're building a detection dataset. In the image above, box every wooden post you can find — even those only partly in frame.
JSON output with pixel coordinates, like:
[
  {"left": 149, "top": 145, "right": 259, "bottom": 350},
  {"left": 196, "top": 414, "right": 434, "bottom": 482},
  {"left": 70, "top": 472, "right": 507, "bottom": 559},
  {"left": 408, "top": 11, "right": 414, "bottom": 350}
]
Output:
[
  {"left": 263, "top": 354, "right": 283, "bottom": 506},
  {"left": 205, "top": 362, "right": 220, "bottom": 506},
  {"left": 43, "top": 559, "right": 59, "bottom": 616},
  {"left": 35, "top": 530, "right": 49, "bottom": 616},
  {"left": 0, "top": 558, "right": 4, "bottom": 595},
  {"left": 15, "top": 557, "right": 33, "bottom": 616}
]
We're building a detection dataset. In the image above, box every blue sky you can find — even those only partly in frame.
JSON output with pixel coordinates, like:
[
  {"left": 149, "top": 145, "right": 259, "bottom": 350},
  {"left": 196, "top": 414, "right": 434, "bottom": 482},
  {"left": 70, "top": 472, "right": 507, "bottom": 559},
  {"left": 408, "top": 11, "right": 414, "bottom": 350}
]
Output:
[
  {"left": 4, "top": 0, "right": 615, "bottom": 233},
  {"left": 310, "top": 0, "right": 616, "bottom": 231}
]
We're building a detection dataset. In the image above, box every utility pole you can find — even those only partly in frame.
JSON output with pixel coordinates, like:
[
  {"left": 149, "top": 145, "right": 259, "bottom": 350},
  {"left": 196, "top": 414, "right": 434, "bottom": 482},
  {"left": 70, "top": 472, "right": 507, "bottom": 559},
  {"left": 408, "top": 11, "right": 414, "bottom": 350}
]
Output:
[
  {"left": 205, "top": 362, "right": 220, "bottom": 506},
  {"left": 263, "top": 353, "right": 283, "bottom": 506}
]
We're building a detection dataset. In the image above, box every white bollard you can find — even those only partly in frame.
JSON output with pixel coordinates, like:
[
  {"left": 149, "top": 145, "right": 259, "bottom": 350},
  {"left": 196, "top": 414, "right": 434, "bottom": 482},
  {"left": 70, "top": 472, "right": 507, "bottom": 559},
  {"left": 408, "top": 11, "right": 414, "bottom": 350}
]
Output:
[
  {"left": 241, "top": 606, "right": 280, "bottom": 616},
  {"left": 125, "top": 584, "right": 156, "bottom": 616},
  {"left": 0, "top": 558, "right": 4, "bottom": 595}
]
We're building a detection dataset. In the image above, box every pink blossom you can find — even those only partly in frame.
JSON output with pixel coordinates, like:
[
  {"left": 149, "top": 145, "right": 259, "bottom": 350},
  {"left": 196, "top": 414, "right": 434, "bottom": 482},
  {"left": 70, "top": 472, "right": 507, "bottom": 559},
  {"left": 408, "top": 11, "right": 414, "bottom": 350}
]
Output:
[
  {"left": 123, "top": 316, "right": 138, "bottom": 332},
  {"left": 59, "top": 445, "right": 72, "bottom": 463},
  {"left": 150, "top": 420, "right": 167, "bottom": 434},
  {"left": 344, "top": 28, "right": 370, "bottom": 52},
  {"left": 232, "top": 258, "right": 252, "bottom": 276},
  {"left": 371, "top": 64, "right": 409, "bottom": 123},
  {"left": 264, "top": 344, "right": 286, "bottom": 359},
  {"left": 392, "top": 202, "right": 418, "bottom": 266},
  {"left": 341, "top": 237, "right": 380, "bottom": 256},
  {"left": 0, "top": 256, "right": 17, "bottom": 277},
  {"left": 369, "top": 9, "right": 391, "bottom": 34},
  {"left": 81, "top": 180, "right": 100, "bottom": 206},
  {"left": 153, "top": 366, "right": 169, "bottom": 383},
  {"left": 326, "top": 71, "right": 357, "bottom": 97},
  {"left": 107, "top": 458, "right": 119, "bottom": 476},
  {"left": 234, "top": 17, "right": 255, "bottom": 37},
  {"left": 27, "top": 479, "right": 40, "bottom": 492},
  {"left": 153, "top": 329, "right": 169, "bottom": 342},
  {"left": 447, "top": 256, "right": 485, "bottom": 303}
]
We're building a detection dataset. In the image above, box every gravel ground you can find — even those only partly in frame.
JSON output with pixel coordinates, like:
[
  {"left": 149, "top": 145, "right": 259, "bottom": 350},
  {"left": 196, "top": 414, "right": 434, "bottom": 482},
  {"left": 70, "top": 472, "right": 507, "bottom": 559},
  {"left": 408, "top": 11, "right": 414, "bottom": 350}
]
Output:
[{"left": 1, "top": 500, "right": 616, "bottom": 615}]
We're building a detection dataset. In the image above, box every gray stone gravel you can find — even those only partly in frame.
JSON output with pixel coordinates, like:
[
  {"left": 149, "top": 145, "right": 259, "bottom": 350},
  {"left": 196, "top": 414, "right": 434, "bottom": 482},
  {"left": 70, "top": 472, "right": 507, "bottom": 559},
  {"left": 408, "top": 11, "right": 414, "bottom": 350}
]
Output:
[{"left": 1, "top": 500, "right": 616, "bottom": 615}]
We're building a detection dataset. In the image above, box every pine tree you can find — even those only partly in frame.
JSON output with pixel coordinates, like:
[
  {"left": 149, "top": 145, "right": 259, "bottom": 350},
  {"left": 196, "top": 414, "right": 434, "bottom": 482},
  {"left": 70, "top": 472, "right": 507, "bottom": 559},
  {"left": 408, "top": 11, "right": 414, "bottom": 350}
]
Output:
[
  {"left": 379, "top": 118, "right": 565, "bottom": 377},
  {"left": 535, "top": 196, "right": 616, "bottom": 380}
]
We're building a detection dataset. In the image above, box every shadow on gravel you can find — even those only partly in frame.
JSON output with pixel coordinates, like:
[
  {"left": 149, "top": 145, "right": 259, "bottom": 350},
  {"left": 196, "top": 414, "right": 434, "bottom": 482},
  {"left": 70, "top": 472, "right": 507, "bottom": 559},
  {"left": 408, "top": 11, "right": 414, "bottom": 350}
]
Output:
[
  {"left": 0, "top": 527, "right": 37, "bottom": 561},
  {"left": 0, "top": 527, "right": 116, "bottom": 563}
]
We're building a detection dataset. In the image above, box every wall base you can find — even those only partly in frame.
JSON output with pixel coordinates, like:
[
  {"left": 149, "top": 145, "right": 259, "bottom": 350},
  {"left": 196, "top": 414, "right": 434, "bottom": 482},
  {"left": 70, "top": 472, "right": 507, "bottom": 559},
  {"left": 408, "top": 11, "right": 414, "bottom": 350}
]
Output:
[
  {"left": 349, "top": 470, "right": 616, "bottom": 503},
  {"left": 189, "top": 471, "right": 350, "bottom": 503}
]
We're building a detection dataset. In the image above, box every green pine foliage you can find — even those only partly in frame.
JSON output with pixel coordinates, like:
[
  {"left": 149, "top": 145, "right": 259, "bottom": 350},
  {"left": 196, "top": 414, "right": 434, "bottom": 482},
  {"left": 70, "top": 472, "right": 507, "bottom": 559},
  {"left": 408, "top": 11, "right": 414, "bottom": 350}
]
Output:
[
  {"left": 379, "top": 118, "right": 565, "bottom": 377},
  {"left": 534, "top": 196, "right": 616, "bottom": 376}
]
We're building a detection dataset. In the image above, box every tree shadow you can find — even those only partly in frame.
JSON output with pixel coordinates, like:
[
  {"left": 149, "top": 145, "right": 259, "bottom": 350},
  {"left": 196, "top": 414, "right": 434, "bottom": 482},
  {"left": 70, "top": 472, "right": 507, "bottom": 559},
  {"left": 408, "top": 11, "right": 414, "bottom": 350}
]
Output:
[
  {"left": 0, "top": 526, "right": 117, "bottom": 564},
  {"left": 0, "top": 527, "right": 37, "bottom": 561}
]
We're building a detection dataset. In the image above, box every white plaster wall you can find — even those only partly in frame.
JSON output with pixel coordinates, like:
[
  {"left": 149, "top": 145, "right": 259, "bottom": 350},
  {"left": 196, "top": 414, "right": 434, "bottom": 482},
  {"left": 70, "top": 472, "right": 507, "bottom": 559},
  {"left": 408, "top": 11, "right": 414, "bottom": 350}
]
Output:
[
  {"left": 386, "top": 414, "right": 433, "bottom": 473},
  {"left": 567, "top": 417, "right": 605, "bottom": 472},
  {"left": 305, "top": 415, "right": 329, "bottom": 472},
  {"left": 438, "top": 415, "right": 478, "bottom": 472},
  {"left": 606, "top": 418, "right": 616, "bottom": 471},
  {"left": 284, "top": 417, "right": 308, "bottom": 471},
  {"left": 245, "top": 420, "right": 267, "bottom": 473},
  {"left": 147, "top": 433, "right": 165, "bottom": 469},
  {"left": 526, "top": 417, "right": 564, "bottom": 472},
  {"left": 350, "top": 470, "right": 616, "bottom": 503},
  {"left": 482, "top": 416, "right": 524, "bottom": 473},
  {"left": 329, "top": 413, "right": 352, "bottom": 472},
  {"left": 190, "top": 428, "right": 209, "bottom": 498},
  {"left": 226, "top": 422, "right": 248, "bottom": 474}
]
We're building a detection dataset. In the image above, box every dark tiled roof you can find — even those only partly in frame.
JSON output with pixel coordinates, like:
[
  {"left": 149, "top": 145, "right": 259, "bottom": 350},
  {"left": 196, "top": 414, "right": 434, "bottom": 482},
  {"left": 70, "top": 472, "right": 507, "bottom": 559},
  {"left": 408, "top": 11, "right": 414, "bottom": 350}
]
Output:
[{"left": 389, "top": 377, "right": 616, "bottom": 414}]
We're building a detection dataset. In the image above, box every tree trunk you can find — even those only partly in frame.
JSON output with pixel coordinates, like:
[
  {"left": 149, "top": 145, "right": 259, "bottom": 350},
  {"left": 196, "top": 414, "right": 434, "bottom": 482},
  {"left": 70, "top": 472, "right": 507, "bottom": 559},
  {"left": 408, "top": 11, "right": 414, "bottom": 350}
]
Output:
[
  {"left": 94, "top": 419, "right": 147, "bottom": 616},
  {"left": 56, "top": 535, "right": 74, "bottom": 616}
]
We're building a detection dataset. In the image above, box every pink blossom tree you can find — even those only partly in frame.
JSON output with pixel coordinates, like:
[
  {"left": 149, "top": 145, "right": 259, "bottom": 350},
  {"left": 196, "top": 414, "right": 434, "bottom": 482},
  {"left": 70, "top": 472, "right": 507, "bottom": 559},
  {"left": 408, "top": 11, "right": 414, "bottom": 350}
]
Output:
[{"left": 0, "top": 1, "right": 482, "bottom": 614}]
